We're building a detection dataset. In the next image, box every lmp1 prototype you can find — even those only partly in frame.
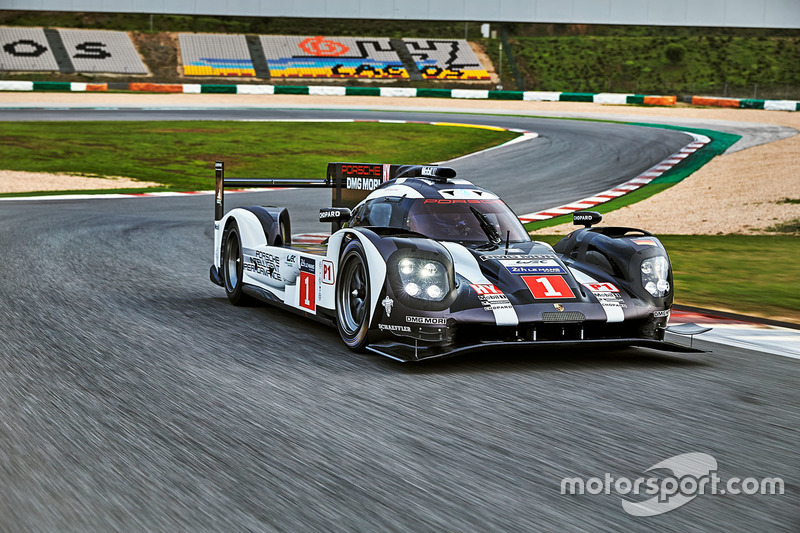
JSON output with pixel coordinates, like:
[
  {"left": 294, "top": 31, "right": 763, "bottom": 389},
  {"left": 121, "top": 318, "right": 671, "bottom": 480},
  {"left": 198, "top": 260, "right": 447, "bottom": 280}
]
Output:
[{"left": 210, "top": 161, "right": 700, "bottom": 361}]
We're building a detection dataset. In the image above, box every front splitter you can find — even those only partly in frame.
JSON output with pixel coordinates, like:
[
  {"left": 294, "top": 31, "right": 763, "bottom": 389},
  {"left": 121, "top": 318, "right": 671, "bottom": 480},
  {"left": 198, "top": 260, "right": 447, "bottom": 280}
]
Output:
[{"left": 365, "top": 338, "right": 707, "bottom": 362}]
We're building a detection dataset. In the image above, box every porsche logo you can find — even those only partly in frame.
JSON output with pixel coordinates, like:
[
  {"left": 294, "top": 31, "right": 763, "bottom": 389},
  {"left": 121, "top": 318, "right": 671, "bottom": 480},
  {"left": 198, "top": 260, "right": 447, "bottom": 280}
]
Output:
[{"left": 553, "top": 303, "right": 565, "bottom": 312}]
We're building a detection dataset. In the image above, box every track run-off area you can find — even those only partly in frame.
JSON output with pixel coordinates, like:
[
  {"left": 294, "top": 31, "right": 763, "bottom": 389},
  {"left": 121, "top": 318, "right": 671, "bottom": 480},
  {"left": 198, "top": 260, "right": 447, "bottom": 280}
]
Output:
[{"left": 0, "top": 102, "right": 797, "bottom": 531}]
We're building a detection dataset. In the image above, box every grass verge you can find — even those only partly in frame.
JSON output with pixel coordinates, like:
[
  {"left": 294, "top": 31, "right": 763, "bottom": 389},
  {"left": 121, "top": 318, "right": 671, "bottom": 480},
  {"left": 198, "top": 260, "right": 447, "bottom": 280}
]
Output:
[
  {"left": 534, "top": 234, "right": 800, "bottom": 323},
  {"left": 0, "top": 121, "right": 519, "bottom": 195},
  {"left": 523, "top": 124, "right": 741, "bottom": 232}
]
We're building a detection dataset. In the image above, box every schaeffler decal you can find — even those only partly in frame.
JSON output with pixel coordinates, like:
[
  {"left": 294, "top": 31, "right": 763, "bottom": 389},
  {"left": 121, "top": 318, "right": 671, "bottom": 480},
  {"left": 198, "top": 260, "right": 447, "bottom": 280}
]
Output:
[
  {"left": 522, "top": 275, "right": 576, "bottom": 299},
  {"left": 379, "top": 323, "right": 411, "bottom": 332}
]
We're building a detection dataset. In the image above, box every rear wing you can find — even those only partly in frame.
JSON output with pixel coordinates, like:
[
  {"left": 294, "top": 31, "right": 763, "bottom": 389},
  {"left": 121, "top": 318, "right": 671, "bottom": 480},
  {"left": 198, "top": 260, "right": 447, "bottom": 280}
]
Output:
[{"left": 214, "top": 160, "right": 457, "bottom": 223}]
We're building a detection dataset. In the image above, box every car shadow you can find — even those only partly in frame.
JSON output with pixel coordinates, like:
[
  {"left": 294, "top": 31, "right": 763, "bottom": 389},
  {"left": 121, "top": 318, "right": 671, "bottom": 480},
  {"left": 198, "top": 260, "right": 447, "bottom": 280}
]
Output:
[
  {"left": 382, "top": 345, "right": 710, "bottom": 375},
  {"left": 202, "top": 296, "right": 710, "bottom": 374}
]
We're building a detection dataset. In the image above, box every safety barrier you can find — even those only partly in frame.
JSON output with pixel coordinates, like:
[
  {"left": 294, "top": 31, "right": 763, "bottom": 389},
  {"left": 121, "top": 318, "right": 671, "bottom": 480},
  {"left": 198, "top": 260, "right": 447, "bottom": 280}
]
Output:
[
  {"left": 0, "top": 80, "right": 679, "bottom": 106},
  {"left": 5, "top": 80, "right": 798, "bottom": 111},
  {"left": 691, "top": 95, "right": 800, "bottom": 111}
]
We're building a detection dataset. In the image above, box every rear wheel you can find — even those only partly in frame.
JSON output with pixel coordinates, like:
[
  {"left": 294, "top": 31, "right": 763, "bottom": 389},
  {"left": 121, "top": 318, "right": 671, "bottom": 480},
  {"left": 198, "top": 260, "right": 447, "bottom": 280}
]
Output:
[
  {"left": 336, "top": 240, "right": 372, "bottom": 350},
  {"left": 222, "top": 222, "right": 253, "bottom": 305}
]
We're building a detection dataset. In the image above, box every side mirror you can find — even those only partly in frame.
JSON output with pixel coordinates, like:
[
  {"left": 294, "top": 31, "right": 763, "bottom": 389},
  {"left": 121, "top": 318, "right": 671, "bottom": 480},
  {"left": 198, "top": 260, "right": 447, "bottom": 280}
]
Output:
[
  {"left": 573, "top": 211, "right": 602, "bottom": 228},
  {"left": 319, "top": 207, "right": 352, "bottom": 224}
]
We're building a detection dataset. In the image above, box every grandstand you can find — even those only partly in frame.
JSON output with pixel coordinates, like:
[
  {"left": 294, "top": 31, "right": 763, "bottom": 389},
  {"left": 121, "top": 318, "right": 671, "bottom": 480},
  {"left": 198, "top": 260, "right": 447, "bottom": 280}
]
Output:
[
  {"left": 179, "top": 33, "right": 256, "bottom": 77},
  {"left": 403, "top": 39, "right": 490, "bottom": 80},
  {"left": 58, "top": 29, "right": 147, "bottom": 74},
  {"left": 0, "top": 27, "right": 59, "bottom": 72},
  {"left": 259, "top": 35, "right": 408, "bottom": 79}
]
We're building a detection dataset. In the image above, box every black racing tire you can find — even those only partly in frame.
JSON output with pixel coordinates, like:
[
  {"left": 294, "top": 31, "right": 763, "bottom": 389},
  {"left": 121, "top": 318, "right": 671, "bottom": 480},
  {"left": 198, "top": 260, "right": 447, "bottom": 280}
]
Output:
[
  {"left": 222, "top": 221, "right": 254, "bottom": 306},
  {"left": 336, "top": 239, "right": 372, "bottom": 351}
]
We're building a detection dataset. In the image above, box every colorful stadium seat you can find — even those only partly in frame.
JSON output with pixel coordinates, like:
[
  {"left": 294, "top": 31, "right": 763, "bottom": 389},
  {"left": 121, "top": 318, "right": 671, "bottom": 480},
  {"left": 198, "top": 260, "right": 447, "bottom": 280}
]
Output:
[
  {"left": 260, "top": 36, "right": 408, "bottom": 79},
  {"left": 179, "top": 34, "right": 256, "bottom": 77}
]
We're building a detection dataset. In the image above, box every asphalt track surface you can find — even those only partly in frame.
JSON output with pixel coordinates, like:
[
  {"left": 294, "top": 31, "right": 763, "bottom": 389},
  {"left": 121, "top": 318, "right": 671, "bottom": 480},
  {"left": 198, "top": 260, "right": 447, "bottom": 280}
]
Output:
[{"left": 1, "top": 108, "right": 797, "bottom": 531}]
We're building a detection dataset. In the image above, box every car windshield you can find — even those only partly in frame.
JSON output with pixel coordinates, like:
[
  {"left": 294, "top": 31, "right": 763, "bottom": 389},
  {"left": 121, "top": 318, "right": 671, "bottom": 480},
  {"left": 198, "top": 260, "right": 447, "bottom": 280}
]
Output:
[{"left": 350, "top": 197, "right": 530, "bottom": 243}]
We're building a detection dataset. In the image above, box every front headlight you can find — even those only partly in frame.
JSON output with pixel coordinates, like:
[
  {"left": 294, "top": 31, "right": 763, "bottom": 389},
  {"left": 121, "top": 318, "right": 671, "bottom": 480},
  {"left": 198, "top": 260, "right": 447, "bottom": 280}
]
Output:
[
  {"left": 641, "top": 255, "right": 670, "bottom": 297},
  {"left": 397, "top": 257, "right": 449, "bottom": 301}
]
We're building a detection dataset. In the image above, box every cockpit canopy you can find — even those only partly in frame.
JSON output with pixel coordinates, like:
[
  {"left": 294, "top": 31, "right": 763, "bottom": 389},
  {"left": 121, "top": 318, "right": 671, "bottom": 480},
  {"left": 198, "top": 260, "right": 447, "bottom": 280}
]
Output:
[{"left": 347, "top": 196, "right": 530, "bottom": 243}]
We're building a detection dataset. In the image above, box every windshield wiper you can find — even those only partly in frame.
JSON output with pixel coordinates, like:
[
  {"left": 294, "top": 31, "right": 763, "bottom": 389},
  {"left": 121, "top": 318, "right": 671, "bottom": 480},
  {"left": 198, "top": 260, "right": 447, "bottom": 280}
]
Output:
[{"left": 469, "top": 206, "right": 502, "bottom": 244}]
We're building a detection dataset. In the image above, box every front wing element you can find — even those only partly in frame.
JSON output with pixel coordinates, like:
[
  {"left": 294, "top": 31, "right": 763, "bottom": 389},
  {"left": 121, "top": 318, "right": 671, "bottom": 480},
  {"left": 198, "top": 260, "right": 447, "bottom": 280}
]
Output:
[{"left": 365, "top": 338, "right": 707, "bottom": 362}]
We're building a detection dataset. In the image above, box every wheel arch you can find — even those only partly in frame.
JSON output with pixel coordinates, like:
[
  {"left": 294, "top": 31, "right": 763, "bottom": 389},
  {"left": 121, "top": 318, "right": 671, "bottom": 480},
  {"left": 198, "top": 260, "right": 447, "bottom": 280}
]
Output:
[{"left": 329, "top": 229, "right": 388, "bottom": 328}]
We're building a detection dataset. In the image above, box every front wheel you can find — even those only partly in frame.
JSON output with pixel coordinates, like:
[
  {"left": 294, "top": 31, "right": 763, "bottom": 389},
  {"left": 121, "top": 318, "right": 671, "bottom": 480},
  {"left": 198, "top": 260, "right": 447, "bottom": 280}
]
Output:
[{"left": 336, "top": 239, "right": 372, "bottom": 351}]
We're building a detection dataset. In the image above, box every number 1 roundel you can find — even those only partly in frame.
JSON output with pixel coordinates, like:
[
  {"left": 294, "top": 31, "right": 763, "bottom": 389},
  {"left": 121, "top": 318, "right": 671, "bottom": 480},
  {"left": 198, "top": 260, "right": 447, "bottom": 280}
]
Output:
[{"left": 521, "top": 275, "right": 575, "bottom": 299}]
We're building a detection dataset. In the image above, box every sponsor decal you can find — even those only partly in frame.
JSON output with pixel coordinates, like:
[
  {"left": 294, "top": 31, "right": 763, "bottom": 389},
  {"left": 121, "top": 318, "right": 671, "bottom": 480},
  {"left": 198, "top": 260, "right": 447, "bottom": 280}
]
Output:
[
  {"left": 382, "top": 296, "right": 394, "bottom": 317},
  {"left": 299, "top": 257, "right": 316, "bottom": 311},
  {"left": 583, "top": 282, "right": 619, "bottom": 293},
  {"left": 633, "top": 238, "right": 658, "bottom": 247},
  {"left": 470, "top": 283, "right": 514, "bottom": 311},
  {"left": 341, "top": 163, "right": 381, "bottom": 177},
  {"left": 382, "top": 164, "right": 391, "bottom": 182},
  {"left": 379, "top": 323, "right": 411, "bottom": 332},
  {"left": 522, "top": 275, "right": 576, "bottom": 299},
  {"left": 319, "top": 209, "right": 345, "bottom": 221},
  {"left": 346, "top": 177, "right": 382, "bottom": 190},
  {"left": 214, "top": 222, "right": 220, "bottom": 230},
  {"left": 438, "top": 189, "right": 499, "bottom": 200},
  {"left": 480, "top": 254, "right": 556, "bottom": 261},
  {"left": 300, "top": 257, "right": 315, "bottom": 274},
  {"left": 406, "top": 316, "right": 447, "bottom": 325},
  {"left": 500, "top": 258, "right": 566, "bottom": 275},
  {"left": 321, "top": 260, "right": 335, "bottom": 285},
  {"left": 341, "top": 164, "right": 384, "bottom": 190},
  {"left": 420, "top": 166, "right": 437, "bottom": 177},
  {"left": 654, "top": 309, "right": 670, "bottom": 318},
  {"left": 284, "top": 254, "right": 297, "bottom": 267},
  {"left": 470, "top": 283, "right": 503, "bottom": 295},
  {"left": 422, "top": 198, "right": 501, "bottom": 204},
  {"left": 583, "top": 282, "right": 628, "bottom": 309},
  {"left": 477, "top": 293, "right": 513, "bottom": 311},
  {"left": 244, "top": 250, "right": 282, "bottom": 281},
  {"left": 573, "top": 214, "right": 595, "bottom": 222}
]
